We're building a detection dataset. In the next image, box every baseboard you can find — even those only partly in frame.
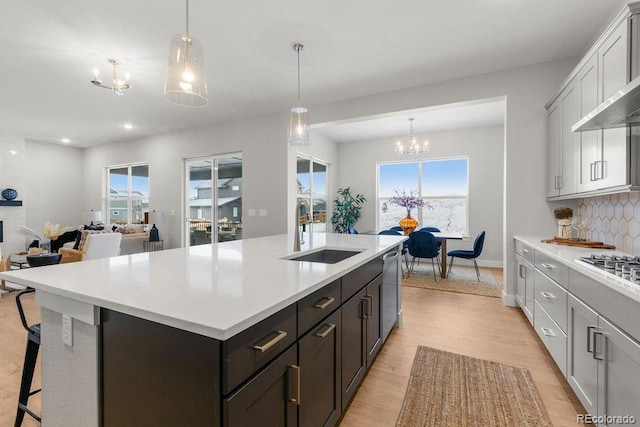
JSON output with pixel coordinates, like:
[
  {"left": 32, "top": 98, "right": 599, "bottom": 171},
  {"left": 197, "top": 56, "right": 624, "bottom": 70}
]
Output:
[{"left": 502, "top": 292, "right": 518, "bottom": 307}]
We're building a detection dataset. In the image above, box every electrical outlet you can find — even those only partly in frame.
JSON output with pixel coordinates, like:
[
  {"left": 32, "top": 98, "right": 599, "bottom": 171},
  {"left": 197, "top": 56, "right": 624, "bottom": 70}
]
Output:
[{"left": 62, "top": 314, "right": 73, "bottom": 346}]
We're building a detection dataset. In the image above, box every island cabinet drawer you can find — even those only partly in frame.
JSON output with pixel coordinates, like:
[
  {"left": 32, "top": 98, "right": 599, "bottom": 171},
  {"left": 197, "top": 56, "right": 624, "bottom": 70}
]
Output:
[
  {"left": 534, "top": 301, "right": 567, "bottom": 376},
  {"left": 222, "top": 304, "right": 297, "bottom": 395},
  {"left": 534, "top": 251, "right": 568, "bottom": 285},
  {"left": 341, "top": 256, "right": 382, "bottom": 302},
  {"left": 515, "top": 240, "right": 534, "bottom": 264},
  {"left": 298, "top": 279, "right": 341, "bottom": 338},
  {"left": 534, "top": 269, "right": 568, "bottom": 333}
]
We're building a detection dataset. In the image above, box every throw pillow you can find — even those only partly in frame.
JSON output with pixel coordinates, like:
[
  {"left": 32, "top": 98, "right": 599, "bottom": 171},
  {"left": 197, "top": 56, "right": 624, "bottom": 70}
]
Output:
[
  {"left": 84, "top": 224, "right": 105, "bottom": 231},
  {"left": 73, "top": 230, "right": 83, "bottom": 250},
  {"left": 78, "top": 229, "right": 110, "bottom": 252}
]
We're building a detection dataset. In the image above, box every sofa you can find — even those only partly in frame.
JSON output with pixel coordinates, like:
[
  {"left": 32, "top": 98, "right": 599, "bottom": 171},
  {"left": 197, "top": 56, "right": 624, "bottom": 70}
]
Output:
[{"left": 61, "top": 224, "right": 149, "bottom": 256}]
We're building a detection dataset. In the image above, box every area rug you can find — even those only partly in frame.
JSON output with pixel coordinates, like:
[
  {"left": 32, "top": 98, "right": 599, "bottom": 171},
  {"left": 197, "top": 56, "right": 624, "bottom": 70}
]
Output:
[
  {"left": 402, "top": 263, "right": 501, "bottom": 298},
  {"left": 396, "top": 346, "right": 552, "bottom": 427}
]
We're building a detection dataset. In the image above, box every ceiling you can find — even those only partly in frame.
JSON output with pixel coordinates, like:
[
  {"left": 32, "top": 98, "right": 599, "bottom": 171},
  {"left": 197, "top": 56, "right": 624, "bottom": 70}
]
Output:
[{"left": 0, "top": 0, "right": 621, "bottom": 148}]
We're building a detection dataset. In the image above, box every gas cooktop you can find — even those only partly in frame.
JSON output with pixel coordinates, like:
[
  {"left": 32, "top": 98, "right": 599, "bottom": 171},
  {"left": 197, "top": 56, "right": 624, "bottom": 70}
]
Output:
[{"left": 577, "top": 254, "right": 640, "bottom": 282}]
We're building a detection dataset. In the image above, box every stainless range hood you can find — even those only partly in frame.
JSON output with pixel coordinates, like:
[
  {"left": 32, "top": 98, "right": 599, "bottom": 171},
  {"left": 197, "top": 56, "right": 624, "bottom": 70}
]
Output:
[{"left": 572, "top": 76, "right": 640, "bottom": 132}]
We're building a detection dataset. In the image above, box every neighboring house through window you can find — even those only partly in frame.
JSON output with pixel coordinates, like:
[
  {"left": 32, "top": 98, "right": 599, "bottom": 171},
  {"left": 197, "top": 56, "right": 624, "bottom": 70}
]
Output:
[
  {"left": 297, "top": 156, "right": 328, "bottom": 232},
  {"left": 377, "top": 158, "right": 468, "bottom": 233},
  {"left": 107, "top": 164, "right": 149, "bottom": 225}
]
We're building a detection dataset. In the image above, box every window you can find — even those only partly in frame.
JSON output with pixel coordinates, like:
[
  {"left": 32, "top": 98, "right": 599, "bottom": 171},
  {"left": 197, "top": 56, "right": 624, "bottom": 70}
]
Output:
[
  {"left": 297, "top": 156, "right": 328, "bottom": 232},
  {"left": 107, "top": 164, "right": 149, "bottom": 224},
  {"left": 378, "top": 158, "right": 468, "bottom": 233}
]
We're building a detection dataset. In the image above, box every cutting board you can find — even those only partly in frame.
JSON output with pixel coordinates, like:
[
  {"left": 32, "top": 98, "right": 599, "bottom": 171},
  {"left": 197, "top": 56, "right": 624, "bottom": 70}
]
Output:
[{"left": 541, "top": 237, "right": 615, "bottom": 249}]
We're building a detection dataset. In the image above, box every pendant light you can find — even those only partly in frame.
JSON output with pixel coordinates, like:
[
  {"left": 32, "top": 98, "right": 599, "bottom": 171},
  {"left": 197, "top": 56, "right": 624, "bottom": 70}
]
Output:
[
  {"left": 288, "top": 43, "right": 310, "bottom": 146},
  {"left": 395, "top": 118, "right": 429, "bottom": 155},
  {"left": 164, "top": 0, "right": 208, "bottom": 107}
]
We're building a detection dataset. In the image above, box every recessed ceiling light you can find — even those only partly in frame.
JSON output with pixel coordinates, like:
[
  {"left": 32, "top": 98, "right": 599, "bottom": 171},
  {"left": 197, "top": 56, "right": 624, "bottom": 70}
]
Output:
[
  {"left": 123, "top": 123, "right": 133, "bottom": 130},
  {"left": 61, "top": 138, "right": 70, "bottom": 144},
  {"left": 9, "top": 150, "right": 17, "bottom": 155}
]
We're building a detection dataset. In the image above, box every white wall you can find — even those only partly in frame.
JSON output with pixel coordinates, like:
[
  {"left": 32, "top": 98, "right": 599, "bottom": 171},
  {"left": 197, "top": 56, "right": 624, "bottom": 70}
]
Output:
[
  {"left": 336, "top": 125, "right": 504, "bottom": 265},
  {"left": 307, "top": 57, "right": 578, "bottom": 303},
  {"left": 25, "top": 140, "right": 85, "bottom": 230},
  {"left": 82, "top": 113, "right": 290, "bottom": 249},
  {"left": 0, "top": 134, "right": 27, "bottom": 254}
]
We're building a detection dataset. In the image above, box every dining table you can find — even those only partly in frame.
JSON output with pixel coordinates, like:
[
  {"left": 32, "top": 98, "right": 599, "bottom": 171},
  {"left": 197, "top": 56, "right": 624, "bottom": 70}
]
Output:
[{"left": 430, "top": 231, "right": 464, "bottom": 277}]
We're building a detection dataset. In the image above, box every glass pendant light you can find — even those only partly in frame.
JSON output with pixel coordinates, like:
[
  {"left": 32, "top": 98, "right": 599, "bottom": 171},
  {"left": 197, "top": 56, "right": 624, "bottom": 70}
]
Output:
[
  {"left": 288, "top": 43, "right": 310, "bottom": 146},
  {"left": 164, "top": 0, "right": 208, "bottom": 107}
]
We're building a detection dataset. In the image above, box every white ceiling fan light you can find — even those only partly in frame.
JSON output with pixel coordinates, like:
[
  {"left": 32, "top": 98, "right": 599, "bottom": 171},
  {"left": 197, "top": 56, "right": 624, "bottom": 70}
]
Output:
[{"left": 164, "top": 0, "right": 208, "bottom": 107}]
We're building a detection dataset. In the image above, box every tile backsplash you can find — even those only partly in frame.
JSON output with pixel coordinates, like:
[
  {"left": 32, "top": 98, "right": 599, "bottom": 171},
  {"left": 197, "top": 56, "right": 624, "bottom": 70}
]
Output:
[{"left": 578, "top": 192, "right": 640, "bottom": 254}]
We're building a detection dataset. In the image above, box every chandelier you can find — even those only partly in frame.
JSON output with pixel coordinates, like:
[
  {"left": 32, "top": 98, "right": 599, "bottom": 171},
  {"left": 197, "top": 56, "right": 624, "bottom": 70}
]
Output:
[
  {"left": 91, "top": 58, "right": 131, "bottom": 97},
  {"left": 394, "top": 118, "right": 429, "bottom": 155},
  {"left": 164, "top": 0, "right": 208, "bottom": 107},
  {"left": 288, "top": 43, "right": 310, "bottom": 146}
]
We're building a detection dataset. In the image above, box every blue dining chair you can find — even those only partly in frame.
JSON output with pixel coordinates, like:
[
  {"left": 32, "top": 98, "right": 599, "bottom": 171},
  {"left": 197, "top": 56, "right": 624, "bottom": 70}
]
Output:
[
  {"left": 347, "top": 226, "right": 359, "bottom": 234},
  {"left": 418, "top": 227, "right": 442, "bottom": 251},
  {"left": 389, "top": 226, "right": 403, "bottom": 232},
  {"left": 447, "top": 231, "right": 486, "bottom": 281},
  {"left": 407, "top": 231, "right": 440, "bottom": 280}
]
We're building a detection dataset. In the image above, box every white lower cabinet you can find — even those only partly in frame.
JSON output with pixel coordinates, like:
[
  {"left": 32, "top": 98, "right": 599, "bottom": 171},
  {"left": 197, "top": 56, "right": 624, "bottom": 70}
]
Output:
[
  {"left": 515, "top": 254, "right": 534, "bottom": 324},
  {"left": 534, "top": 301, "right": 567, "bottom": 376},
  {"left": 568, "top": 294, "right": 640, "bottom": 426}
]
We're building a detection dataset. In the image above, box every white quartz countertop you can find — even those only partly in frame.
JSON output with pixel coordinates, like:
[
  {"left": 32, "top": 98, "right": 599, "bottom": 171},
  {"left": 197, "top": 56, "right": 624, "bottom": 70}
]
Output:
[
  {"left": 0, "top": 233, "right": 406, "bottom": 340},
  {"left": 514, "top": 235, "right": 640, "bottom": 304}
]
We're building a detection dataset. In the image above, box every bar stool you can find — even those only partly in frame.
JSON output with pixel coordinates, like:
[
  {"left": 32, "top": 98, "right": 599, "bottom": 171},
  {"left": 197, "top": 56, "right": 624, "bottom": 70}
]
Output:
[{"left": 15, "top": 288, "right": 41, "bottom": 426}]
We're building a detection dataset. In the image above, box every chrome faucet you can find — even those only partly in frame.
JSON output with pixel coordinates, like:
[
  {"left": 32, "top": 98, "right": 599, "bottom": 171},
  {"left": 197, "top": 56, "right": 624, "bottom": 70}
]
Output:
[{"left": 294, "top": 199, "right": 311, "bottom": 251}]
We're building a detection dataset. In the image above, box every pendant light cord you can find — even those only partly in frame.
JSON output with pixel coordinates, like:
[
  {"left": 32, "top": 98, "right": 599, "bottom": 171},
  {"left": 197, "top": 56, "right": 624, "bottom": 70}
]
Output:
[
  {"left": 186, "top": 0, "right": 190, "bottom": 37},
  {"left": 297, "top": 46, "right": 301, "bottom": 107}
]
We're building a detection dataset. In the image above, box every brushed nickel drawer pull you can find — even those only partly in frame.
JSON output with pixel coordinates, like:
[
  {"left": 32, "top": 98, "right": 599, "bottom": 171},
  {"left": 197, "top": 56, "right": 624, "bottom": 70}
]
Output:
[
  {"left": 522, "top": 248, "right": 529, "bottom": 254},
  {"left": 540, "top": 291, "right": 555, "bottom": 299},
  {"left": 314, "top": 296, "right": 336, "bottom": 310},
  {"left": 540, "top": 263, "right": 556, "bottom": 269},
  {"left": 540, "top": 327, "right": 556, "bottom": 337},
  {"left": 587, "top": 325, "right": 596, "bottom": 353},
  {"left": 315, "top": 323, "right": 336, "bottom": 338},
  {"left": 252, "top": 330, "right": 288, "bottom": 352},
  {"left": 288, "top": 365, "right": 301, "bottom": 405}
]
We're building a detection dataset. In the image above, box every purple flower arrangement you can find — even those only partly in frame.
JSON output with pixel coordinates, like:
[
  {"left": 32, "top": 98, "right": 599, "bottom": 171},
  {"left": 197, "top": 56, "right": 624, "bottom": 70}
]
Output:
[{"left": 389, "top": 189, "right": 425, "bottom": 216}]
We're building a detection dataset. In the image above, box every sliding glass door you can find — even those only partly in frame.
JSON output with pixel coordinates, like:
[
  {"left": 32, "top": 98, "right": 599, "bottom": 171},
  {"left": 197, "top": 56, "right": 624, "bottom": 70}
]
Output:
[{"left": 185, "top": 154, "right": 242, "bottom": 246}]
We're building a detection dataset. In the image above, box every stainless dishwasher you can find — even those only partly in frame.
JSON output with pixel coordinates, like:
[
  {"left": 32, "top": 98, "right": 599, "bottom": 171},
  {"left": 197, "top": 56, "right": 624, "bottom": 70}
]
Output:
[{"left": 382, "top": 249, "right": 399, "bottom": 342}]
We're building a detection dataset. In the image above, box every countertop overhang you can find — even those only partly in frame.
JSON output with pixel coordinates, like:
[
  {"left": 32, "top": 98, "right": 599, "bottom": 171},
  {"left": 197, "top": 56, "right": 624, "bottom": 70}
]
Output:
[
  {"left": 514, "top": 235, "right": 640, "bottom": 304},
  {"left": 0, "top": 233, "right": 406, "bottom": 340}
]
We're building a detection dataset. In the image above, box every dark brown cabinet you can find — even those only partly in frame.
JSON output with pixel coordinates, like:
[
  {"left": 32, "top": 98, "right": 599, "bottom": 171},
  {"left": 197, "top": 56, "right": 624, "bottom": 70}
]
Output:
[
  {"left": 298, "top": 309, "right": 342, "bottom": 427},
  {"left": 224, "top": 344, "right": 299, "bottom": 427},
  {"left": 101, "top": 309, "right": 221, "bottom": 427},
  {"left": 341, "top": 287, "right": 368, "bottom": 411},
  {"left": 365, "top": 275, "right": 383, "bottom": 368}
]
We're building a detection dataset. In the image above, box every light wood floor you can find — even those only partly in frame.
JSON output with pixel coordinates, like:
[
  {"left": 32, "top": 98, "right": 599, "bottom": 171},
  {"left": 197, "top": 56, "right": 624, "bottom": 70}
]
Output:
[
  {"left": 339, "top": 268, "right": 585, "bottom": 426},
  {"left": 0, "top": 269, "right": 584, "bottom": 426}
]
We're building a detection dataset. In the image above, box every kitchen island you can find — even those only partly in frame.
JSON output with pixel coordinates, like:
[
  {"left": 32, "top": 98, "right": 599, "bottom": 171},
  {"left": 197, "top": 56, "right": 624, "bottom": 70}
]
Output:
[{"left": 0, "top": 233, "right": 405, "bottom": 426}]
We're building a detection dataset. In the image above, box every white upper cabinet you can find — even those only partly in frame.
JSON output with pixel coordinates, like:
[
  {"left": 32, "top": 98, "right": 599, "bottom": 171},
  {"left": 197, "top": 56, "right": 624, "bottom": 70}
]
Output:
[
  {"left": 578, "top": 55, "right": 600, "bottom": 193},
  {"left": 546, "top": 5, "right": 640, "bottom": 200},
  {"left": 597, "top": 19, "right": 629, "bottom": 189}
]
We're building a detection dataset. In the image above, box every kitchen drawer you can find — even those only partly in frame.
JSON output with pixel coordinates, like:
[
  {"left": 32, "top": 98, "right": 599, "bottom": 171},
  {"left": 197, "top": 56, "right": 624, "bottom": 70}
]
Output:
[
  {"left": 534, "top": 300, "right": 567, "bottom": 376},
  {"left": 534, "top": 250, "right": 568, "bottom": 286},
  {"left": 298, "top": 279, "right": 341, "bottom": 337},
  {"left": 341, "top": 257, "right": 382, "bottom": 302},
  {"left": 514, "top": 240, "right": 534, "bottom": 264},
  {"left": 222, "top": 304, "right": 297, "bottom": 395},
  {"left": 534, "top": 269, "right": 568, "bottom": 333}
]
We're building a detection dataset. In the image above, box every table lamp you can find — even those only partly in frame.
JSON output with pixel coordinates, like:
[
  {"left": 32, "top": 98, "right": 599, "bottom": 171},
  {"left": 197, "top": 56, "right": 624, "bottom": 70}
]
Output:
[
  {"left": 148, "top": 210, "right": 165, "bottom": 242},
  {"left": 83, "top": 210, "right": 103, "bottom": 225}
]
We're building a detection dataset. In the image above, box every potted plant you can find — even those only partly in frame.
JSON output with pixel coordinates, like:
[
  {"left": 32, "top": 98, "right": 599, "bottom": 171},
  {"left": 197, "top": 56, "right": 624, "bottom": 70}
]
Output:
[
  {"left": 553, "top": 207, "right": 573, "bottom": 239},
  {"left": 330, "top": 187, "right": 366, "bottom": 233}
]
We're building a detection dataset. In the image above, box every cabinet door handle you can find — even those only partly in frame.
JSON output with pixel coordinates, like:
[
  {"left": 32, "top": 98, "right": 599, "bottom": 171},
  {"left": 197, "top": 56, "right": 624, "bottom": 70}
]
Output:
[
  {"left": 587, "top": 325, "right": 596, "bottom": 353},
  {"left": 520, "top": 264, "right": 527, "bottom": 279},
  {"left": 360, "top": 297, "right": 368, "bottom": 319},
  {"left": 252, "top": 330, "right": 288, "bottom": 352},
  {"left": 288, "top": 365, "right": 301, "bottom": 405},
  {"left": 590, "top": 162, "right": 595, "bottom": 181},
  {"left": 315, "top": 323, "right": 336, "bottom": 338},
  {"left": 540, "top": 291, "right": 555, "bottom": 299},
  {"left": 540, "top": 263, "right": 556, "bottom": 270},
  {"left": 592, "top": 331, "right": 605, "bottom": 361},
  {"left": 540, "top": 327, "right": 556, "bottom": 337},
  {"left": 366, "top": 295, "right": 374, "bottom": 317},
  {"left": 314, "top": 296, "right": 336, "bottom": 310},
  {"left": 557, "top": 175, "right": 563, "bottom": 189}
]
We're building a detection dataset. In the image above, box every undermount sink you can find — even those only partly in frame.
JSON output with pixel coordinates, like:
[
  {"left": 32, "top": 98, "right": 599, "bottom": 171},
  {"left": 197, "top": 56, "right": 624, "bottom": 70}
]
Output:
[{"left": 283, "top": 248, "right": 363, "bottom": 264}]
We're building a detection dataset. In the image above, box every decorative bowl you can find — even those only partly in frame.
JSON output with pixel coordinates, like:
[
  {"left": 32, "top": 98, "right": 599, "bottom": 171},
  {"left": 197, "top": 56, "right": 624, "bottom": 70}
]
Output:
[{"left": 1, "top": 188, "right": 18, "bottom": 200}]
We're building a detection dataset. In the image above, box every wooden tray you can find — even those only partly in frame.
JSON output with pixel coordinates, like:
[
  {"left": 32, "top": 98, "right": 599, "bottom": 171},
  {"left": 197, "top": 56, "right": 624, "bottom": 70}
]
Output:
[{"left": 541, "top": 237, "right": 615, "bottom": 249}]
